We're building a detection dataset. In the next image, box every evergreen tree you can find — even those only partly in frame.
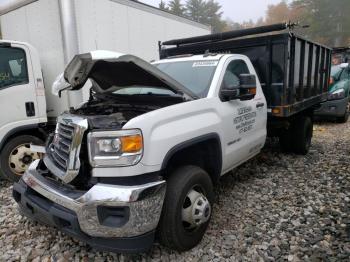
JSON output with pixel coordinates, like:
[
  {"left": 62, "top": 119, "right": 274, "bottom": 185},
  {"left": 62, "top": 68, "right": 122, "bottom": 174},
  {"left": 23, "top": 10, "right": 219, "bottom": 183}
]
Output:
[
  {"left": 185, "top": 0, "right": 225, "bottom": 32},
  {"left": 168, "top": 0, "right": 185, "bottom": 16},
  {"left": 202, "top": 0, "right": 225, "bottom": 33},
  {"left": 185, "top": 0, "right": 206, "bottom": 22},
  {"left": 159, "top": 0, "right": 168, "bottom": 11}
]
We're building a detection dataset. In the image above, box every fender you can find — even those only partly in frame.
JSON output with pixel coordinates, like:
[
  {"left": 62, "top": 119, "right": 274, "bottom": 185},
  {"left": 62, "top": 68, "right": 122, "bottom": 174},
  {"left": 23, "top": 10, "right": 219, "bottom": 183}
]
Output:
[
  {"left": 0, "top": 124, "right": 38, "bottom": 151},
  {"left": 161, "top": 133, "right": 222, "bottom": 181}
]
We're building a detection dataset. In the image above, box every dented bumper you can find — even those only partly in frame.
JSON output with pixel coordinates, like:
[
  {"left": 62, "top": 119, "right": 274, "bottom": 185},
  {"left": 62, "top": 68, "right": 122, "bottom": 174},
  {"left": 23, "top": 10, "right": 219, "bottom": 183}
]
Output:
[{"left": 13, "top": 160, "right": 166, "bottom": 252}]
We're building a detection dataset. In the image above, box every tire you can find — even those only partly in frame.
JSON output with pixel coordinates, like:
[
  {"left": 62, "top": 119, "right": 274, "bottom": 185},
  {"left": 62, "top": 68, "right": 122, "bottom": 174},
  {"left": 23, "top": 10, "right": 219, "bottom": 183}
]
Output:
[
  {"left": 336, "top": 100, "right": 349, "bottom": 123},
  {"left": 158, "top": 166, "right": 214, "bottom": 251},
  {"left": 0, "top": 171, "right": 5, "bottom": 180},
  {"left": 279, "top": 128, "right": 292, "bottom": 152},
  {"left": 0, "top": 135, "right": 43, "bottom": 182},
  {"left": 291, "top": 116, "right": 313, "bottom": 155}
]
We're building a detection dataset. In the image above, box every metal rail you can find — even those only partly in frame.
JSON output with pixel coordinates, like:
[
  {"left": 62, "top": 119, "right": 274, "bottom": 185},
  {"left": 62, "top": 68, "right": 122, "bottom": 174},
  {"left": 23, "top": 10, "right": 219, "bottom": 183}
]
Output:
[{"left": 162, "top": 22, "right": 294, "bottom": 46}]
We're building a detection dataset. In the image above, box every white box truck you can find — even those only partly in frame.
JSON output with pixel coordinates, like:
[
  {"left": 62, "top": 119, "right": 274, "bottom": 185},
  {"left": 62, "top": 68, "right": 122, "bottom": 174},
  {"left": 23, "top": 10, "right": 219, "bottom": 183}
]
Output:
[{"left": 0, "top": 0, "right": 210, "bottom": 181}]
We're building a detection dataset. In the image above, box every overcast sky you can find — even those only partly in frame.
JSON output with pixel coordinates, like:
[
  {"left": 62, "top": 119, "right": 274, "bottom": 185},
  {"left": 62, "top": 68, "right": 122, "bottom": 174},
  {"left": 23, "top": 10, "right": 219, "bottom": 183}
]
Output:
[{"left": 140, "top": 0, "right": 283, "bottom": 23}]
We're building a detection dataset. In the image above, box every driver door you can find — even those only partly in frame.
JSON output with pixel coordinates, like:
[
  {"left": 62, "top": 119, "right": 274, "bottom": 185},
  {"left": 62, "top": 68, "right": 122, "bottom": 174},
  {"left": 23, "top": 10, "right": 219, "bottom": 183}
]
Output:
[{"left": 218, "top": 58, "right": 267, "bottom": 173}]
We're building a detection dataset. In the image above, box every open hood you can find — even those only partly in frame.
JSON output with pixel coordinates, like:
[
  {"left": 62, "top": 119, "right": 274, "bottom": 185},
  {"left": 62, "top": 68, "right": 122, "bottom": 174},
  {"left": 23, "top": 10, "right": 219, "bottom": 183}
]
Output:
[{"left": 61, "top": 50, "right": 197, "bottom": 99}]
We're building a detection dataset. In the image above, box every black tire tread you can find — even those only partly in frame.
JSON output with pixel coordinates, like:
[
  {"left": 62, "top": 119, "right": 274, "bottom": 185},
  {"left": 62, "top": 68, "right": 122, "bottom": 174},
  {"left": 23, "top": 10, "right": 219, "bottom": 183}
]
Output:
[
  {"left": 279, "top": 129, "right": 292, "bottom": 152},
  {"left": 158, "top": 165, "right": 214, "bottom": 251},
  {"left": 337, "top": 111, "right": 349, "bottom": 123},
  {"left": 291, "top": 116, "right": 313, "bottom": 155}
]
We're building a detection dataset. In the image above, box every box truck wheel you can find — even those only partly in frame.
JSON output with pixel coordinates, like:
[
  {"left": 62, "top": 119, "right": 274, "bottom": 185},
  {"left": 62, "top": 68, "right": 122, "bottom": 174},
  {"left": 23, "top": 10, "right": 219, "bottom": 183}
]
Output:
[
  {"left": 0, "top": 135, "right": 43, "bottom": 182},
  {"left": 158, "top": 166, "right": 214, "bottom": 251},
  {"left": 291, "top": 116, "right": 313, "bottom": 155}
]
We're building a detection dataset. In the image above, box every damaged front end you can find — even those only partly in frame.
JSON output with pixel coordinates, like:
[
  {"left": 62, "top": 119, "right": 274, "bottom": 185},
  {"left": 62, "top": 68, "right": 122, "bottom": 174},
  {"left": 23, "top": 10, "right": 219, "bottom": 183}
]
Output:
[
  {"left": 13, "top": 159, "right": 165, "bottom": 252},
  {"left": 13, "top": 110, "right": 167, "bottom": 252},
  {"left": 12, "top": 51, "right": 191, "bottom": 252}
]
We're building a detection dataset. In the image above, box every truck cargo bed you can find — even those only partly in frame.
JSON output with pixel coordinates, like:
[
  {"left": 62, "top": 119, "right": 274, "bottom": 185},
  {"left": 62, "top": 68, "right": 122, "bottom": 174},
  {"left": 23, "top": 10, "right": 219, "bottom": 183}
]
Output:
[{"left": 160, "top": 32, "right": 331, "bottom": 118}]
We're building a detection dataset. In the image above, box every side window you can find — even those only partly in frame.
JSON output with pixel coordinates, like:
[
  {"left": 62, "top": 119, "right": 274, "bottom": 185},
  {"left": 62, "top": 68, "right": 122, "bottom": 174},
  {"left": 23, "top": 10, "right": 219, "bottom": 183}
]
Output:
[
  {"left": 0, "top": 47, "right": 29, "bottom": 89},
  {"left": 221, "top": 59, "right": 250, "bottom": 89}
]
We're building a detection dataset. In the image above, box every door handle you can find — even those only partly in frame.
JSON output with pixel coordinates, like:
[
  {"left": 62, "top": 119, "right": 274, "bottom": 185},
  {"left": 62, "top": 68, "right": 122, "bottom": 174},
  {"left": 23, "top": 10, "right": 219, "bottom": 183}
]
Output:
[
  {"left": 256, "top": 102, "right": 265, "bottom": 108},
  {"left": 25, "top": 102, "right": 35, "bottom": 117}
]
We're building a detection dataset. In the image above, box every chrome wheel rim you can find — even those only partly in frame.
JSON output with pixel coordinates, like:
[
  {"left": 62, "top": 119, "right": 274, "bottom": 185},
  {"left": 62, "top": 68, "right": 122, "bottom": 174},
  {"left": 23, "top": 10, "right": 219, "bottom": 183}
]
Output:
[
  {"left": 182, "top": 186, "right": 211, "bottom": 231},
  {"left": 8, "top": 143, "right": 41, "bottom": 176}
]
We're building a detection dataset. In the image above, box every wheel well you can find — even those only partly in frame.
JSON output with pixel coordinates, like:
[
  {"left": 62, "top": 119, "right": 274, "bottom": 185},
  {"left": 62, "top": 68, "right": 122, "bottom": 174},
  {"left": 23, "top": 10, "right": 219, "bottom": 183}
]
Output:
[
  {"left": 268, "top": 109, "right": 314, "bottom": 137},
  {"left": 0, "top": 127, "right": 47, "bottom": 151},
  {"left": 162, "top": 134, "right": 222, "bottom": 184}
]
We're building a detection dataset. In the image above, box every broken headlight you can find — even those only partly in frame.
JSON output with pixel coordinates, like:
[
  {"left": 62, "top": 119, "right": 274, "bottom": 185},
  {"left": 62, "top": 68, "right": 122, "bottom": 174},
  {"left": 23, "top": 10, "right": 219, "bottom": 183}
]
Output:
[{"left": 88, "top": 129, "right": 143, "bottom": 167}]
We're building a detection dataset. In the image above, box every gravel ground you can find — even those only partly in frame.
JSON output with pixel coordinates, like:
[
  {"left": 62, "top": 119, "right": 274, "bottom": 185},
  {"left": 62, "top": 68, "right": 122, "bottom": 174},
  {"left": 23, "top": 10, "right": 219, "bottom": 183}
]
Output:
[{"left": 1, "top": 121, "right": 349, "bottom": 261}]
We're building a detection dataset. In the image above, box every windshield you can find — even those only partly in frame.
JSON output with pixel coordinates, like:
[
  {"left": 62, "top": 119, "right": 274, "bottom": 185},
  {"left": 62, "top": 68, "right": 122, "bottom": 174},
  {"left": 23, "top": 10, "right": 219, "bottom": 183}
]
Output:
[{"left": 155, "top": 60, "right": 218, "bottom": 98}]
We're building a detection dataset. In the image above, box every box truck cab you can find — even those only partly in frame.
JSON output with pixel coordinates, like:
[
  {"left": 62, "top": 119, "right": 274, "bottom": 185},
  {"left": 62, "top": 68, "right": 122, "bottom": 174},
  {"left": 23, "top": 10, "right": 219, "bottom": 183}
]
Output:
[{"left": 0, "top": 41, "right": 49, "bottom": 181}]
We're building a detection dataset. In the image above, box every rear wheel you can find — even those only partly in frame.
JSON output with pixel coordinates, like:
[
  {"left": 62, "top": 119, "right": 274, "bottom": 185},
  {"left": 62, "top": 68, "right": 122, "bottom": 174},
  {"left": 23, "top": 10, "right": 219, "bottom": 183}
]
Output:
[
  {"left": 278, "top": 116, "right": 313, "bottom": 155},
  {"left": 291, "top": 116, "right": 313, "bottom": 155},
  {"left": 279, "top": 128, "right": 292, "bottom": 152},
  {"left": 158, "top": 166, "right": 214, "bottom": 251},
  {"left": 0, "top": 135, "right": 43, "bottom": 182}
]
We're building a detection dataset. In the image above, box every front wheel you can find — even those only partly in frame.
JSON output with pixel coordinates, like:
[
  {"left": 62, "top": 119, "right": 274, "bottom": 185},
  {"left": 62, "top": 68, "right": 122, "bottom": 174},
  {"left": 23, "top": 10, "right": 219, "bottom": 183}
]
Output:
[
  {"left": 337, "top": 100, "right": 350, "bottom": 123},
  {"left": 158, "top": 166, "right": 214, "bottom": 251},
  {"left": 0, "top": 135, "right": 43, "bottom": 182}
]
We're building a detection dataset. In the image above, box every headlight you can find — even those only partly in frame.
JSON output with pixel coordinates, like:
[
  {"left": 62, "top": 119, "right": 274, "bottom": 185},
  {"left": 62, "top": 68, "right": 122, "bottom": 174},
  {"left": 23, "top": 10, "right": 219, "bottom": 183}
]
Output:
[
  {"left": 88, "top": 129, "right": 143, "bottom": 167},
  {"left": 328, "top": 88, "right": 345, "bottom": 101}
]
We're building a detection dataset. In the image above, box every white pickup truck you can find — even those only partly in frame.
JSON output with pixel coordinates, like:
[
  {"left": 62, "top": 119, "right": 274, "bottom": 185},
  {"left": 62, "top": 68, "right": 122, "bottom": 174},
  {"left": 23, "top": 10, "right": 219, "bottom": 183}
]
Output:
[
  {"left": 13, "top": 51, "right": 267, "bottom": 252},
  {"left": 12, "top": 24, "right": 331, "bottom": 253}
]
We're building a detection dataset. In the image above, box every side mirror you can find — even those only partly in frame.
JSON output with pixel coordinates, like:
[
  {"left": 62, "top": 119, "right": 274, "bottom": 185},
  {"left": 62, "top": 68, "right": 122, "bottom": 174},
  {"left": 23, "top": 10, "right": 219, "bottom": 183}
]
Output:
[
  {"left": 220, "top": 74, "right": 257, "bottom": 101},
  {"left": 239, "top": 74, "right": 257, "bottom": 101}
]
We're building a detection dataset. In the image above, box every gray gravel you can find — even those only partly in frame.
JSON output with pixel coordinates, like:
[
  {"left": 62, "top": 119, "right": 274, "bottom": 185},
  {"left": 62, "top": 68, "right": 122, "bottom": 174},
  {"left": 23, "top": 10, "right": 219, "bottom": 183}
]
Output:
[{"left": 1, "top": 121, "right": 350, "bottom": 261}]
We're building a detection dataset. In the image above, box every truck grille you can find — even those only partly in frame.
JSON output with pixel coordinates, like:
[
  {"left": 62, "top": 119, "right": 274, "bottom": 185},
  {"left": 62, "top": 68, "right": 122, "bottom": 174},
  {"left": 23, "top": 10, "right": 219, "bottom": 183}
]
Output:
[
  {"left": 50, "top": 123, "right": 74, "bottom": 171},
  {"left": 44, "top": 114, "right": 88, "bottom": 184}
]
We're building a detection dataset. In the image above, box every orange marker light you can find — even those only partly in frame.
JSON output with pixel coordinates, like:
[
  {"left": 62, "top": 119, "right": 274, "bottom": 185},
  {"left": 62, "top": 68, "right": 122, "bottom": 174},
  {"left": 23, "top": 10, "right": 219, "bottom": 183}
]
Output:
[
  {"left": 121, "top": 135, "right": 143, "bottom": 153},
  {"left": 272, "top": 108, "right": 281, "bottom": 115},
  {"left": 248, "top": 87, "right": 257, "bottom": 95}
]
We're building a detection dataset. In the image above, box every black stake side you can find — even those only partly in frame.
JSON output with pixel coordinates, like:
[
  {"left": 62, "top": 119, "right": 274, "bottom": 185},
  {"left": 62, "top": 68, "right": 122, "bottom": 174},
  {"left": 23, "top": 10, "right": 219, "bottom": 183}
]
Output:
[
  {"left": 162, "top": 23, "right": 289, "bottom": 46},
  {"left": 159, "top": 25, "right": 331, "bottom": 118}
]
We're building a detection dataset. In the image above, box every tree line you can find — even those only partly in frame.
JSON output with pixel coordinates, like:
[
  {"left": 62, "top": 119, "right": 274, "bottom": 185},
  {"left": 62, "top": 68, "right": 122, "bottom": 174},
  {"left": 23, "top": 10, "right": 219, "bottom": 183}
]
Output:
[
  {"left": 158, "top": 0, "right": 350, "bottom": 47},
  {"left": 158, "top": 0, "right": 225, "bottom": 33}
]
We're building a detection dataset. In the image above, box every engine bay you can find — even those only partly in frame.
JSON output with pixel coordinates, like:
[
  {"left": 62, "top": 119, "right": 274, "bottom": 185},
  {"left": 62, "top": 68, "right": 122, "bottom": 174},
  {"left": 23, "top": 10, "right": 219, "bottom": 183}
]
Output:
[{"left": 70, "top": 93, "right": 186, "bottom": 129}]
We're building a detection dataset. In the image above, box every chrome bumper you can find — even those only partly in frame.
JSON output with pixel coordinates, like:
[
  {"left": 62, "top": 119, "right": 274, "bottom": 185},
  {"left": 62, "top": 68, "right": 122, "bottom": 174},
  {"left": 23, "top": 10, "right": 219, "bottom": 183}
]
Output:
[{"left": 21, "top": 160, "right": 166, "bottom": 238}]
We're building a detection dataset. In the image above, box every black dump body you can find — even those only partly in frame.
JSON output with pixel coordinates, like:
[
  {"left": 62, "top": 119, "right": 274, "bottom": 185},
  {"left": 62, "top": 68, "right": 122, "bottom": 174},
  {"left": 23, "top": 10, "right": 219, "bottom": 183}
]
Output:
[{"left": 160, "top": 24, "right": 332, "bottom": 118}]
